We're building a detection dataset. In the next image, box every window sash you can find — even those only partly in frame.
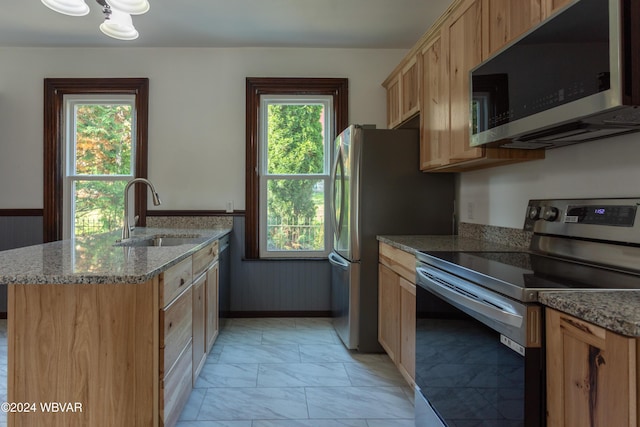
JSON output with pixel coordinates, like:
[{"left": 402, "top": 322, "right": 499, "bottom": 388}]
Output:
[
  {"left": 62, "top": 94, "right": 136, "bottom": 239},
  {"left": 258, "top": 95, "right": 333, "bottom": 258}
]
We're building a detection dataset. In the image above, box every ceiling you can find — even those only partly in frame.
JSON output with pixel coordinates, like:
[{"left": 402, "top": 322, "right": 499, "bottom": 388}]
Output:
[{"left": 0, "top": 0, "right": 452, "bottom": 49}]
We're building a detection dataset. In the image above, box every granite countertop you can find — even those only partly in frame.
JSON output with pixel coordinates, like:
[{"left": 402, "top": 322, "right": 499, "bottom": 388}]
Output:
[
  {"left": 540, "top": 291, "right": 640, "bottom": 337},
  {"left": 377, "top": 235, "right": 528, "bottom": 254},
  {"left": 0, "top": 227, "right": 231, "bottom": 285}
]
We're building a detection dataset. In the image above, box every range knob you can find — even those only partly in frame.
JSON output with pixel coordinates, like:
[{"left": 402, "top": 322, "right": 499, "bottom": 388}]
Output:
[
  {"left": 528, "top": 206, "right": 541, "bottom": 220},
  {"left": 542, "top": 206, "right": 559, "bottom": 222}
]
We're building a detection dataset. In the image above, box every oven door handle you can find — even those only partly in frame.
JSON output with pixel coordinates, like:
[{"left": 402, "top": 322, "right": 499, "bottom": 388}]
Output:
[{"left": 417, "top": 267, "right": 523, "bottom": 328}]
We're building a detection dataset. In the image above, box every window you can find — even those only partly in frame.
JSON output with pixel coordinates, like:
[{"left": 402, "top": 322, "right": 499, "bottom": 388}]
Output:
[
  {"left": 259, "top": 95, "right": 332, "bottom": 258},
  {"left": 43, "top": 78, "right": 149, "bottom": 243},
  {"left": 63, "top": 95, "right": 136, "bottom": 238},
  {"left": 245, "top": 78, "right": 348, "bottom": 259}
]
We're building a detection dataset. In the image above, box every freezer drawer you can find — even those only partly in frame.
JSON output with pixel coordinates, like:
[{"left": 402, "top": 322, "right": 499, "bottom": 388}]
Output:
[{"left": 329, "top": 251, "right": 360, "bottom": 350}]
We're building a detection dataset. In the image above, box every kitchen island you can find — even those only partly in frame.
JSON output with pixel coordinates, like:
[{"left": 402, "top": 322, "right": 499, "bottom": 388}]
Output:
[{"left": 0, "top": 227, "right": 230, "bottom": 427}]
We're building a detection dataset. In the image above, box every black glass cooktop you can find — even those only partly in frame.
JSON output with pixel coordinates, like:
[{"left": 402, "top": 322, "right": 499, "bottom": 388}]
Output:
[{"left": 417, "top": 251, "right": 640, "bottom": 302}]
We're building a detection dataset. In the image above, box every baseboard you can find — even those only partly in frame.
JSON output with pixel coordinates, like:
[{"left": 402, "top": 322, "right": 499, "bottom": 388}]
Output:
[{"left": 227, "top": 310, "right": 332, "bottom": 318}]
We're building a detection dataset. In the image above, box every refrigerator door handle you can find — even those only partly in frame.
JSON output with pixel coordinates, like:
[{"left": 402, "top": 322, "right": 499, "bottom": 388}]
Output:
[
  {"left": 331, "top": 149, "right": 345, "bottom": 240},
  {"left": 328, "top": 252, "right": 349, "bottom": 269}
]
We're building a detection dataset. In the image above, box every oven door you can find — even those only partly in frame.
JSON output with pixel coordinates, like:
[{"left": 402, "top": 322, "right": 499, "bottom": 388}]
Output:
[{"left": 415, "top": 264, "right": 543, "bottom": 427}]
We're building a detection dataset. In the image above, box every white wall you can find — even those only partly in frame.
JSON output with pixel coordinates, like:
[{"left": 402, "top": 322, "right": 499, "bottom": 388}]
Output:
[
  {"left": 0, "top": 47, "right": 404, "bottom": 210},
  {"left": 458, "top": 133, "right": 640, "bottom": 229}
]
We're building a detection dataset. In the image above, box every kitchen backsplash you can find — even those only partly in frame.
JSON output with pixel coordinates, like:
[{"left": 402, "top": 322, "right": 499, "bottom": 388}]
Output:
[
  {"left": 146, "top": 215, "right": 233, "bottom": 229},
  {"left": 458, "top": 222, "right": 532, "bottom": 249}
]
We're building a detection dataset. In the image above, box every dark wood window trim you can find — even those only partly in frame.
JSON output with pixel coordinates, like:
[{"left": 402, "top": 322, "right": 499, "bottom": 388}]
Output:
[
  {"left": 43, "top": 78, "right": 149, "bottom": 243},
  {"left": 245, "top": 77, "right": 348, "bottom": 259}
]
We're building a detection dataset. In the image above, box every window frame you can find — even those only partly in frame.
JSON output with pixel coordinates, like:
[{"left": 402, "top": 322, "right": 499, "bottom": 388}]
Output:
[
  {"left": 43, "top": 78, "right": 149, "bottom": 243},
  {"left": 258, "top": 94, "right": 333, "bottom": 258},
  {"left": 245, "top": 77, "right": 348, "bottom": 259}
]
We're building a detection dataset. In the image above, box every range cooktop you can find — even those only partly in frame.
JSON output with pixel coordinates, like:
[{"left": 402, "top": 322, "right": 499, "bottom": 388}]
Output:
[{"left": 418, "top": 250, "right": 640, "bottom": 303}]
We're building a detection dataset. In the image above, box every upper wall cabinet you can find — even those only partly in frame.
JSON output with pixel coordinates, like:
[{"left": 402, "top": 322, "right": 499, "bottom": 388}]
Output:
[
  {"left": 482, "top": 0, "right": 542, "bottom": 59},
  {"left": 542, "top": 0, "right": 573, "bottom": 18},
  {"left": 420, "top": 30, "right": 450, "bottom": 170},
  {"left": 387, "top": 0, "right": 547, "bottom": 172},
  {"left": 383, "top": 53, "right": 420, "bottom": 128}
]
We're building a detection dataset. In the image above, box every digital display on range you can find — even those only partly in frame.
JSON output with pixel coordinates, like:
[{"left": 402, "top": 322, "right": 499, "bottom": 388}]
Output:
[{"left": 565, "top": 205, "right": 637, "bottom": 226}]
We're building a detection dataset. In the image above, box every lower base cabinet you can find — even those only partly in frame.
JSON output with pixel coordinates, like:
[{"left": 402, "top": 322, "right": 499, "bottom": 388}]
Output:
[
  {"left": 378, "top": 242, "right": 416, "bottom": 387},
  {"left": 546, "top": 308, "right": 637, "bottom": 427},
  {"left": 161, "top": 342, "right": 193, "bottom": 427},
  {"left": 7, "top": 236, "right": 226, "bottom": 427},
  {"left": 192, "top": 273, "right": 207, "bottom": 382}
]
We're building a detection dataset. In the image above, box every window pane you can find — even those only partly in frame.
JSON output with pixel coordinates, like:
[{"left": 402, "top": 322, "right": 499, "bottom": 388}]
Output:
[
  {"left": 74, "top": 180, "right": 126, "bottom": 237},
  {"left": 267, "top": 104, "right": 325, "bottom": 175},
  {"left": 266, "top": 178, "right": 325, "bottom": 251},
  {"left": 75, "top": 104, "right": 133, "bottom": 175}
]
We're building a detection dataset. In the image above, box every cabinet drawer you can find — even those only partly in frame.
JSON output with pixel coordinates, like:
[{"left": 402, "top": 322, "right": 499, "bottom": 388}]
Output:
[
  {"left": 193, "top": 241, "right": 219, "bottom": 278},
  {"left": 161, "top": 257, "right": 193, "bottom": 307},
  {"left": 160, "top": 286, "right": 193, "bottom": 377},
  {"left": 379, "top": 242, "right": 416, "bottom": 283},
  {"left": 160, "top": 342, "right": 192, "bottom": 427}
]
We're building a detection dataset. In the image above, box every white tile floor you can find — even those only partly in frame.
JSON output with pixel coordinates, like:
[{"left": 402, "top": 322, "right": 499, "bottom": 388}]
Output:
[
  {"left": 177, "top": 318, "right": 415, "bottom": 426},
  {"left": 0, "top": 318, "right": 414, "bottom": 427}
]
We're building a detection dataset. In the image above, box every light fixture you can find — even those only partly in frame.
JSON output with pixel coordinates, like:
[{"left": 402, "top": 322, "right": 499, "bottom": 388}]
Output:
[
  {"left": 100, "top": 6, "right": 139, "bottom": 40},
  {"left": 105, "top": 0, "right": 149, "bottom": 15},
  {"left": 41, "top": 0, "right": 149, "bottom": 41},
  {"left": 41, "top": 0, "right": 90, "bottom": 16}
]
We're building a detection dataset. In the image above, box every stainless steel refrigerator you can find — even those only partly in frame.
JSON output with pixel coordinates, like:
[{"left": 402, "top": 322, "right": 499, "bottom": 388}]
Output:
[{"left": 328, "top": 124, "right": 454, "bottom": 352}]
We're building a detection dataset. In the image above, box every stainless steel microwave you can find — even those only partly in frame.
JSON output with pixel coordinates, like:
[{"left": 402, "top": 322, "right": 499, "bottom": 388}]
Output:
[{"left": 470, "top": 0, "right": 640, "bottom": 149}]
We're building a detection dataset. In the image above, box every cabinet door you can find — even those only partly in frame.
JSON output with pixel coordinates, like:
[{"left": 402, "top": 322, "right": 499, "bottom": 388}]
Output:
[
  {"left": 483, "top": 0, "right": 542, "bottom": 59},
  {"left": 192, "top": 274, "right": 206, "bottom": 382},
  {"left": 420, "top": 31, "right": 450, "bottom": 170},
  {"left": 206, "top": 261, "right": 220, "bottom": 352},
  {"left": 398, "top": 277, "right": 416, "bottom": 386},
  {"left": 401, "top": 55, "right": 420, "bottom": 121},
  {"left": 378, "top": 263, "right": 400, "bottom": 361},
  {"left": 446, "top": 0, "right": 484, "bottom": 163},
  {"left": 542, "top": 0, "right": 572, "bottom": 18},
  {"left": 384, "top": 74, "right": 402, "bottom": 128},
  {"left": 546, "top": 309, "right": 636, "bottom": 427}
]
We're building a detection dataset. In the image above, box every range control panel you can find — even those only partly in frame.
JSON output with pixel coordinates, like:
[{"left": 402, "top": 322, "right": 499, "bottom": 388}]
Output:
[{"left": 523, "top": 198, "right": 640, "bottom": 244}]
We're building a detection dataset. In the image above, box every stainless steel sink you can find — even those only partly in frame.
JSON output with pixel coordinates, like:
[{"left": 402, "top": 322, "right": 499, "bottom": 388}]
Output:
[{"left": 115, "top": 235, "right": 206, "bottom": 247}]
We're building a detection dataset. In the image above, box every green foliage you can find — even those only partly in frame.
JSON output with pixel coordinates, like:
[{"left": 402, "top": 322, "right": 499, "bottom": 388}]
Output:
[
  {"left": 73, "top": 104, "right": 132, "bottom": 236},
  {"left": 266, "top": 104, "right": 325, "bottom": 251}
]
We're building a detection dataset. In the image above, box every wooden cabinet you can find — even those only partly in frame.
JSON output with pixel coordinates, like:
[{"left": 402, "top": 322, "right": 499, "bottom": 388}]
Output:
[
  {"left": 206, "top": 260, "right": 220, "bottom": 352},
  {"left": 420, "top": 31, "right": 450, "bottom": 170},
  {"left": 398, "top": 278, "right": 416, "bottom": 382},
  {"left": 378, "top": 263, "right": 400, "bottom": 361},
  {"left": 378, "top": 242, "right": 417, "bottom": 386},
  {"left": 446, "top": 0, "right": 484, "bottom": 163},
  {"left": 546, "top": 308, "right": 637, "bottom": 427},
  {"left": 383, "top": 73, "right": 401, "bottom": 128},
  {"left": 383, "top": 53, "right": 420, "bottom": 129},
  {"left": 192, "top": 273, "right": 207, "bottom": 382},
  {"left": 542, "top": 0, "right": 573, "bottom": 18},
  {"left": 482, "top": 0, "right": 542, "bottom": 59},
  {"left": 160, "top": 284, "right": 193, "bottom": 427},
  {"left": 386, "top": 0, "right": 546, "bottom": 172},
  {"left": 7, "top": 235, "right": 228, "bottom": 427}
]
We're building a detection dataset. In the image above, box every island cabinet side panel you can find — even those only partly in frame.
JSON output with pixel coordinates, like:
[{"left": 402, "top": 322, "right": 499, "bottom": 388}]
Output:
[{"left": 8, "top": 279, "right": 159, "bottom": 427}]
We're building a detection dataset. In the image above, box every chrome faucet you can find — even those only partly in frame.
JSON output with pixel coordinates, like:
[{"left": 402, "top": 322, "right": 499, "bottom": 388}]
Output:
[{"left": 122, "top": 178, "right": 162, "bottom": 240}]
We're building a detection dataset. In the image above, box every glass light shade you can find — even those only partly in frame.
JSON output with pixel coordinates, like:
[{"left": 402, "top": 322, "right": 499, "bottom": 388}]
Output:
[
  {"left": 41, "top": 0, "right": 90, "bottom": 16},
  {"left": 100, "top": 9, "right": 139, "bottom": 40},
  {"left": 105, "top": 0, "right": 149, "bottom": 15}
]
